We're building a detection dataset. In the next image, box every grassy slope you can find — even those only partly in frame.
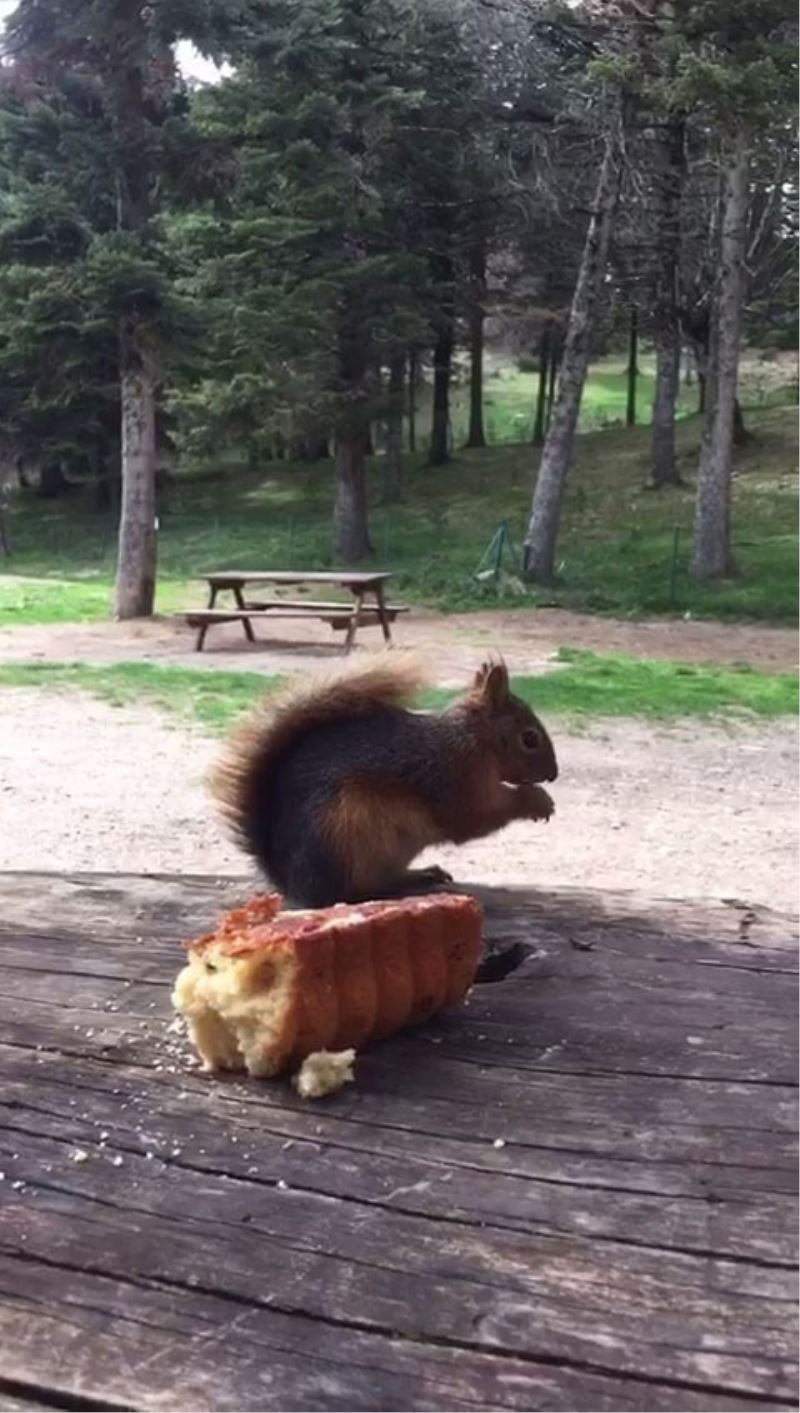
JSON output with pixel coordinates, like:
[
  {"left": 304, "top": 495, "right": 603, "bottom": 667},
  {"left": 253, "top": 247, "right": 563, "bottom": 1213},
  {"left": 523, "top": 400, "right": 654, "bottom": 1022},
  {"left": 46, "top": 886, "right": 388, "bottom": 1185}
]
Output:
[
  {"left": 1, "top": 363, "right": 797, "bottom": 628},
  {"left": 0, "top": 651, "right": 795, "bottom": 731}
]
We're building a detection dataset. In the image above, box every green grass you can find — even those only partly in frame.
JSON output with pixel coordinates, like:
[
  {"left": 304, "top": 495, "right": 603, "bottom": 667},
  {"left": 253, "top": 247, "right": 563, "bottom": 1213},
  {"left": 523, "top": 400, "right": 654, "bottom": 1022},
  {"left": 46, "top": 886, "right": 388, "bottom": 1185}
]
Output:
[
  {"left": 0, "top": 651, "right": 795, "bottom": 729},
  {"left": 1, "top": 357, "right": 797, "bottom": 627},
  {"left": 0, "top": 661, "right": 281, "bottom": 732},
  {"left": 449, "top": 348, "right": 796, "bottom": 443}
]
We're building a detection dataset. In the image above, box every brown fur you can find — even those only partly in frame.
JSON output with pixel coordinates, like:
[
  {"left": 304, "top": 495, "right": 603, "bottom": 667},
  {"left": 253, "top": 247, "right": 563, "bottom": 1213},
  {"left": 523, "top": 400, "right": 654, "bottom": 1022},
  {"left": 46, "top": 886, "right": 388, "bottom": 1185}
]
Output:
[
  {"left": 211, "top": 649, "right": 557, "bottom": 906},
  {"left": 211, "top": 652, "right": 429, "bottom": 852},
  {"left": 323, "top": 780, "right": 445, "bottom": 895}
]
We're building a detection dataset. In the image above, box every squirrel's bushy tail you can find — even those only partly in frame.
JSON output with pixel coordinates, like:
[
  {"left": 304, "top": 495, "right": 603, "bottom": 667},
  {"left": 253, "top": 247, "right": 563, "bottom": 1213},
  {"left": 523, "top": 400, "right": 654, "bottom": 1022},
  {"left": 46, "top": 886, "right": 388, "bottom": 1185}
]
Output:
[{"left": 211, "top": 652, "right": 429, "bottom": 869}]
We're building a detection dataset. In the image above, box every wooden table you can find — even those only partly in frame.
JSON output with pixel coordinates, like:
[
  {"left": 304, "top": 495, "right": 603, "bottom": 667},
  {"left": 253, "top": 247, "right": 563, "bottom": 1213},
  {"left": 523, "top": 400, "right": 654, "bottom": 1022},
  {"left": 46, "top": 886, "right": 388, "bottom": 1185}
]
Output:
[
  {"left": 183, "top": 570, "right": 406, "bottom": 653},
  {"left": 1, "top": 872, "right": 797, "bottom": 1412}
]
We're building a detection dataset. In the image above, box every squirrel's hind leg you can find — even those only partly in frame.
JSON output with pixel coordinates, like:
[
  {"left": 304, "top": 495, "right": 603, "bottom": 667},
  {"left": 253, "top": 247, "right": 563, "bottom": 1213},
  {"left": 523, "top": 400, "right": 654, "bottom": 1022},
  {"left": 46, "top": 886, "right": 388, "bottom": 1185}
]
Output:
[
  {"left": 368, "top": 865, "right": 455, "bottom": 900},
  {"left": 409, "top": 864, "right": 454, "bottom": 886},
  {"left": 279, "top": 835, "right": 351, "bottom": 909}
]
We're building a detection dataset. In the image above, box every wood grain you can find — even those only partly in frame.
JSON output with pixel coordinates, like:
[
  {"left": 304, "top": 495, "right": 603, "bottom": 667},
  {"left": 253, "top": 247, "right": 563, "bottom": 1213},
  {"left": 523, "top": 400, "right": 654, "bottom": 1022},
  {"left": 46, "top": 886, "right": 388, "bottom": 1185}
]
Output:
[{"left": 0, "top": 872, "right": 796, "bottom": 1412}]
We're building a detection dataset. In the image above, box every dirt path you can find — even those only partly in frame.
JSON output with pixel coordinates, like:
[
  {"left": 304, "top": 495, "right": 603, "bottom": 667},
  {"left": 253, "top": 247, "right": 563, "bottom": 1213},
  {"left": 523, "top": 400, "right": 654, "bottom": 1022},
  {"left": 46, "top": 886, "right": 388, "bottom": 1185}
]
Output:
[
  {"left": 1, "top": 688, "right": 796, "bottom": 910},
  {"left": 0, "top": 604, "right": 796, "bottom": 682}
]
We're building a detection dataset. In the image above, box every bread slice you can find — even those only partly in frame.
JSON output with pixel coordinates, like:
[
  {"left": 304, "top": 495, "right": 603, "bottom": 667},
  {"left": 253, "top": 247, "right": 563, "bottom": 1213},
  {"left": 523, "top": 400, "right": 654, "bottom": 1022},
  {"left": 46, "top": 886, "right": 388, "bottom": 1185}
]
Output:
[{"left": 173, "top": 891, "right": 483, "bottom": 1078}]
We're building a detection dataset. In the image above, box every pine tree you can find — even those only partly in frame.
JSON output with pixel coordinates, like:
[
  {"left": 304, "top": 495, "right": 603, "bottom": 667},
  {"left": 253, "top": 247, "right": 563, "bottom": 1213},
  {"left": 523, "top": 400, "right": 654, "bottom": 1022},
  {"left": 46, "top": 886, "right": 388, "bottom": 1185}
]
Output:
[
  {"left": 3, "top": 0, "right": 217, "bottom": 615},
  {"left": 672, "top": 0, "right": 797, "bottom": 580}
]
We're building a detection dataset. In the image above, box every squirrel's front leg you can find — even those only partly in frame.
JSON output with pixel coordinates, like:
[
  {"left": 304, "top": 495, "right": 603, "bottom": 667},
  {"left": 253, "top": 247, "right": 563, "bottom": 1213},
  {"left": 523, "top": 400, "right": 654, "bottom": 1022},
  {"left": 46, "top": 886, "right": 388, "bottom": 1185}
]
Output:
[
  {"left": 513, "top": 782, "right": 555, "bottom": 822},
  {"left": 455, "top": 780, "right": 553, "bottom": 842}
]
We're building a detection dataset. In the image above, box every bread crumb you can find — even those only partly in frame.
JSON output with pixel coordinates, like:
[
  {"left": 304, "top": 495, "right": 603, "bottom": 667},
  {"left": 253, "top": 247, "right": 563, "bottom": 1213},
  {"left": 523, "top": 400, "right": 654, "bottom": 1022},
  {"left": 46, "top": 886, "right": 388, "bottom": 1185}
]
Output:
[
  {"left": 293, "top": 1049, "right": 356, "bottom": 1100},
  {"left": 70, "top": 1148, "right": 90, "bottom": 1164}
]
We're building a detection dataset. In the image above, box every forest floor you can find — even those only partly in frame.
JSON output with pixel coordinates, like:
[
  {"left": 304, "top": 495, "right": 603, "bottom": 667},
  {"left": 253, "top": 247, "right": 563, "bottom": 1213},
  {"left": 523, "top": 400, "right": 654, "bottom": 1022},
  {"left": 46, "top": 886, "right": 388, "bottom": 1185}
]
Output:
[{"left": 2, "top": 398, "right": 797, "bottom": 627}]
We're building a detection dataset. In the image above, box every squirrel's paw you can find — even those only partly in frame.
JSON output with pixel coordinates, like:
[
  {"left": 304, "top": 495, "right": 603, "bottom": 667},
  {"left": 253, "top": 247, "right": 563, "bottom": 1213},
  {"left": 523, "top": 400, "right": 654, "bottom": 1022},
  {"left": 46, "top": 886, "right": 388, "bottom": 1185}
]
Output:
[
  {"left": 526, "top": 785, "right": 555, "bottom": 822},
  {"left": 418, "top": 864, "right": 454, "bottom": 885}
]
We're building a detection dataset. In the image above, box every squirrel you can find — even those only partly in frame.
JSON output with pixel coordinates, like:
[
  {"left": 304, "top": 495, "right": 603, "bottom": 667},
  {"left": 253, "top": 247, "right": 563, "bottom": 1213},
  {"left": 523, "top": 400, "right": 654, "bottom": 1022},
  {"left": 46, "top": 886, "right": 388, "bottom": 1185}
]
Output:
[{"left": 211, "top": 654, "right": 558, "bottom": 909}]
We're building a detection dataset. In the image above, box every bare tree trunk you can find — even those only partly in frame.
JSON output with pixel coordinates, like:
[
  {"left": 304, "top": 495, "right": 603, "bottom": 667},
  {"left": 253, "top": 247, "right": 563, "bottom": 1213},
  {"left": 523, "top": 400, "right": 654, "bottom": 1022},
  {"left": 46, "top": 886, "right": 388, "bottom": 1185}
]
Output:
[
  {"left": 651, "top": 339, "right": 682, "bottom": 484},
  {"left": 106, "top": 0, "right": 163, "bottom": 619},
  {"left": 533, "top": 322, "right": 551, "bottom": 446},
  {"left": 625, "top": 305, "right": 638, "bottom": 427},
  {"left": 429, "top": 256, "right": 454, "bottom": 466},
  {"left": 691, "top": 140, "right": 749, "bottom": 581},
  {"left": 306, "top": 435, "right": 331, "bottom": 461},
  {"left": 334, "top": 430, "right": 372, "bottom": 561},
  {"left": 523, "top": 133, "right": 620, "bottom": 583},
  {"left": 650, "top": 117, "right": 685, "bottom": 486},
  {"left": 383, "top": 352, "right": 405, "bottom": 502},
  {"left": 114, "top": 317, "right": 157, "bottom": 618},
  {"left": 38, "top": 461, "right": 71, "bottom": 499},
  {"left": 407, "top": 347, "right": 418, "bottom": 454},
  {"left": 0, "top": 489, "right": 9, "bottom": 557},
  {"left": 466, "top": 241, "right": 487, "bottom": 449},
  {"left": 696, "top": 360, "right": 707, "bottom": 414},
  {"left": 429, "top": 326, "right": 454, "bottom": 465},
  {"left": 333, "top": 308, "right": 373, "bottom": 562}
]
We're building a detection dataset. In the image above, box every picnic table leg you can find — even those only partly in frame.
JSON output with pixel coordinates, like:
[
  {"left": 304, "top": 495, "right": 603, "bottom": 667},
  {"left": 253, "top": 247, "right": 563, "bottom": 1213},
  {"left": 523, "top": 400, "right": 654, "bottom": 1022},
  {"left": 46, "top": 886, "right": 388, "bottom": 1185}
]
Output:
[
  {"left": 195, "top": 584, "right": 219, "bottom": 651},
  {"left": 374, "top": 584, "right": 393, "bottom": 644},
  {"left": 344, "top": 593, "right": 365, "bottom": 654},
  {"left": 233, "top": 586, "right": 256, "bottom": 643}
]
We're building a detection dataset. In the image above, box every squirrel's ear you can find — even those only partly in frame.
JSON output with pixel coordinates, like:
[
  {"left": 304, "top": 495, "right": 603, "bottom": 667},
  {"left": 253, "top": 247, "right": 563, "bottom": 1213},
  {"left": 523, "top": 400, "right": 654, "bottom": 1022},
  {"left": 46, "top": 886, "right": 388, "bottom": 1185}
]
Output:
[{"left": 479, "top": 659, "right": 510, "bottom": 710}]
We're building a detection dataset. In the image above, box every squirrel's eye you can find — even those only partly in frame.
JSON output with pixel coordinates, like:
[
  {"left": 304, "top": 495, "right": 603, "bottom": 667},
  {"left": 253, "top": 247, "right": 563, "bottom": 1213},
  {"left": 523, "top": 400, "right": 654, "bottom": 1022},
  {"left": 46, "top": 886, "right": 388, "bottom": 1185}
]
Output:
[{"left": 521, "top": 728, "right": 540, "bottom": 751}]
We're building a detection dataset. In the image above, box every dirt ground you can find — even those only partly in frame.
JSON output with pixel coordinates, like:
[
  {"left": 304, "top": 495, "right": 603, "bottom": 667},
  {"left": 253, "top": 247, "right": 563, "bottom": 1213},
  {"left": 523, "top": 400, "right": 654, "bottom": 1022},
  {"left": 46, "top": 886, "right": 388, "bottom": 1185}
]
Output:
[
  {"left": 1, "top": 685, "right": 796, "bottom": 911},
  {"left": 0, "top": 601, "right": 797, "bottom": 679},
  {"left": 0, "top": 607, "right": 796, "bottom": 908}
]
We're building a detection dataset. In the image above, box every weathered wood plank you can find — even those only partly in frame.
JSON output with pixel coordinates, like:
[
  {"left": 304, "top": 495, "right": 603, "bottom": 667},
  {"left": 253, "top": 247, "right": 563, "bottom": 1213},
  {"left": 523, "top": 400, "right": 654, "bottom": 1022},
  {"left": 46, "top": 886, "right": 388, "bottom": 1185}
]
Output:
[
  {"left": 0, "top": 871, "right": 796, "bottom": 1412},
  {"left": 0, "top": 1262, "right": 771, "bottom": 1413},
  {"left": 1, "top": 1164, "right": 796, "bottom": 1397},
  {"left": 2, "top": 1054, "right": 796, "bottom": 1263}
]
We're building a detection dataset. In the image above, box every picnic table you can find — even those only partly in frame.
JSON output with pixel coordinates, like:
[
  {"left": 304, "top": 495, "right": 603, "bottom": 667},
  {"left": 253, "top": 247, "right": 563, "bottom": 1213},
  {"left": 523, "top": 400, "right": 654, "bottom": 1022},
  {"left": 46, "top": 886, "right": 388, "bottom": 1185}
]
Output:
[
  {"left": 1, "top": 871, "right": 797, "bottom": 1412},
  {"left": 180, "top": 570, "right": 408, "bottom": 653}
]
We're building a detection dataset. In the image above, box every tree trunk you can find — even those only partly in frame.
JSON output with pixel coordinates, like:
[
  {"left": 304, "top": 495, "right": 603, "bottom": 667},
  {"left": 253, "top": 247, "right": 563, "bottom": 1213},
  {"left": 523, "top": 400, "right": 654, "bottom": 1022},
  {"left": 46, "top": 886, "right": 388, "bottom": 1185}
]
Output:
[
  {"left": 429, "top": 326, "right": 454, "bottom": 465},
  {"left": 650, "top": 116, "right": 685, "bottom": 486},
  {"left": 114, "top": 316, "right": 157, "bottom": 618},
  {"left": 383, "top": 352, "right": 405, "bottom": 502},
  {"left": 308, "top": 435, "right": 331, "bottom": 461},
  {"left": 429, "top": 256, "right": 455, "bottom": 467},
  {"left": 466, "top": 241, "right": 487, "bottom": 449},
  {"left": 334, "top": 430, "right": 372, "bottom": 561},
  {"left": 38, "top": 461, "right": 71, "bottom": 499},
  {"left": 333, "top": 307, "right": 372, "bottom": 562},
  {"left": 106, "top": 0, "right": 165, "bottom": 619},
  {"left": 407, "top": 347, "right": 417, "bottom": 454},
  {"left": 0, "top": 489, "right": 9, "bottom": 556},
  {"left": 651, "top": 338, "right": 681, "bottom": 485},
  {"left": 697, "top": 364, "right": 707, "bottom": 414},
  {"left": 691, "top": 140, "right": 749, "bottom": 581},
  {"left": 533, "top": 322, "right": 552, "bottom": 446},
  {"left": 523, "top": 133, "right": 620, "bottom": 583},
  {"left": 625, "top": 305, "right": 638, "bottom": 427},
  {"left": 546, "top": 335, "right": 560, "bottom": 429}
]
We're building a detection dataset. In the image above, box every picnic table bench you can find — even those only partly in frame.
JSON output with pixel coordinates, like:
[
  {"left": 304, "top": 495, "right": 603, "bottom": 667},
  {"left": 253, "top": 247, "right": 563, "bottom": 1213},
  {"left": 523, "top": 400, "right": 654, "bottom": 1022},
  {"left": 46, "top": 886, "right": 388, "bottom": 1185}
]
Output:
[
  {"left": 179, "top": 570, "right": 408, "bottom": 653},
  {"left": 0, "top": 871, "right": 797, "bottom": 1412}
]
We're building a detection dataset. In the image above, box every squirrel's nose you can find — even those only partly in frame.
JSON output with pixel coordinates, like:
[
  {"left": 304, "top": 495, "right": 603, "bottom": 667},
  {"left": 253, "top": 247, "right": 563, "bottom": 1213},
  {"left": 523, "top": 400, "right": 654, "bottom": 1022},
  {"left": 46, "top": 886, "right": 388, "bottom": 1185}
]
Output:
[{"left": 547, "top": 762, "right": 558, "bottom": 783}]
